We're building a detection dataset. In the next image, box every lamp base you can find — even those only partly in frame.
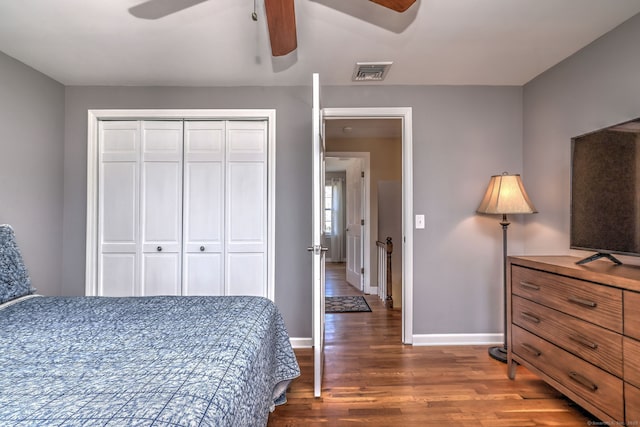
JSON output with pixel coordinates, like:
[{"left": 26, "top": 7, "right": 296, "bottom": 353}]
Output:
[{"left": 488, "top": 345, "right": 508, "bottom": 363}]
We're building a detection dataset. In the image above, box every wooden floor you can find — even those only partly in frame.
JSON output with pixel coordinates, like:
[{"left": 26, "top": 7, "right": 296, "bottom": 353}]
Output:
[{"left": 268, "top": 263, "right": 595, "bottom": 426}]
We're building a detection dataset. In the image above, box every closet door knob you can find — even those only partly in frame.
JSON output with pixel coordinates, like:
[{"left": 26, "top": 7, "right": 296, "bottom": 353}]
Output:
[
  {"left": 157, "top": 246, "right": 162, "bottom": 252},
  {"left": 200, "top": 246, "right": 205, "bottom": 252}
]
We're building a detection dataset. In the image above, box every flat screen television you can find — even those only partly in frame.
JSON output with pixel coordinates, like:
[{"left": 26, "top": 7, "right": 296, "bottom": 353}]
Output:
[{"left": 570, "top": 118, "right": 640, "bottom": 265}]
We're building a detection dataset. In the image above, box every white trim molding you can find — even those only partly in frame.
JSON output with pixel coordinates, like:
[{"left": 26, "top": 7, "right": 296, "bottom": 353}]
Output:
[
  {"left": 85, "top": 109, "right": 277, "bottom": 301},
  {"left": 290, "top": 337, "right": 313, "bottom": 348},
  {"left": 412, "top": 333, "right": 503, "bottom": 346}
]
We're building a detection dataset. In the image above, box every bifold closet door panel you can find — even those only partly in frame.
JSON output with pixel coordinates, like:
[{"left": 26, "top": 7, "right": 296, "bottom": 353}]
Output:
[
  {"left": 98, "top": 121, "right": 140, "bottom": 297},
  {"left": 100, "top": 161, "right": 138, "bottom": 297},
  {"left": 225, "top": 121, "right": 267, "bottom": 296},
  {"left": 140, "top": 121, "right": 183, "bottom": 296},
  {"left": 183, "top": 121, "right": 225, "bottom": 296}
]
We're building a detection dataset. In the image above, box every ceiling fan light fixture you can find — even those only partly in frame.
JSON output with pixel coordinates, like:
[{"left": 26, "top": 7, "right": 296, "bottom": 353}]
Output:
[{"left": 352, "top": 61, "right": 393, "bottom": 82}]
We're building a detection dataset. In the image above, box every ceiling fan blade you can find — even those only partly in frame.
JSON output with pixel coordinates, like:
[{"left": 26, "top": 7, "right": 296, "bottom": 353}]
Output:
[
  {"left": 369, "top": 0, "right": 416, "bottom": 13},
  {"left": 129, "top": 0, "right": 208, "bottom": 19},
  {"left": 264, "top": 0, "right": 297, "bottom": 56}
]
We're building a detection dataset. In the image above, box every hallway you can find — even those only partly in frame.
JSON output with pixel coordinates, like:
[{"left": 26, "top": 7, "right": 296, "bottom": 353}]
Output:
[
  {"left": 324, "top": 262, "right": 400, "bottom": 345},
  {"left": 325, "top": 262, "right": 369, "bottom": 297}
]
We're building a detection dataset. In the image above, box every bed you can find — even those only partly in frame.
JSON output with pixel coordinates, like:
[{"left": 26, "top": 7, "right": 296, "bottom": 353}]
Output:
[{"left": 0, "top": 225, "right": 300, "bottom": 427}]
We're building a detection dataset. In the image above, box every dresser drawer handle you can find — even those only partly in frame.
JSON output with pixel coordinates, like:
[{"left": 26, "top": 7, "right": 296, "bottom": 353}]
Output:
[
  {"left": 568, "top": 371, "right": 598, "bottom": 392},
  {"left": 569, "top": 334, "right": 598, "bottom": 349},
  {"left": 521, "top": 343, "right": 542, "bottom": 357},
  {"left": 520, "top": 281, "right": 540, "bottom": 291},
  {"left": 520, "top": 312, "right": 540, "bottom": 323},
  {"left": 568, "top": 296, "right": 597, "bottom": 308}
]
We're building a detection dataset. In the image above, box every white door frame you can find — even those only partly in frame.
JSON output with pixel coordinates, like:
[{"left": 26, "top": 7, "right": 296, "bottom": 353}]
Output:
[
  {"left": 85, "top": 109, "right": 277, "bottom": 302},
  {"left": 322, "top": 107, "right": 413, "bottom": 344},
  {"left": 311, "top": 74, "right": 325, "bottom": 397},
  {"left": 325, "top": 151, "right": 372, "bottom": 294}
]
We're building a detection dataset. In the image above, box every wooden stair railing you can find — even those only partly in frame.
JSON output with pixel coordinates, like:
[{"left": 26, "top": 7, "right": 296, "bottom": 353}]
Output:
[{"left": 376, "top": 237, "right": 393, "bottom": 308}]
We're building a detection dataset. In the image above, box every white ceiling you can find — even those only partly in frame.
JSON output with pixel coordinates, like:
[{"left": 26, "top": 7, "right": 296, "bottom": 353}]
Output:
[
  {"left": 326, "top": 157, "right": 358, "bottom": 173},
  {"left": 1, "top": 0, "right": 640, "bottom": 87}
]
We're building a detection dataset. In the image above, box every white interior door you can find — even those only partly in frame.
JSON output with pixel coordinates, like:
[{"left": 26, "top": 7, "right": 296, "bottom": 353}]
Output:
[
  {"left": 310, "top": 73, "right": 326, "bottom": 398},
  {"left": 225, "top": 121, "right": 268, "bottom": 296},
  {"left": 88, "top": 109, "right": 277, "bottom": 301},
  {"left": 98, "top": 121, "right": 140, "bottom": 297},
  {"left": 182, "top": 121, "right": 225, "bottom": 296},
  {"left": 140, "top": 121, "right": 183, "bottom": 296},
  {"left": 345, "top": 159, "right": 363, "bottom": 290}
]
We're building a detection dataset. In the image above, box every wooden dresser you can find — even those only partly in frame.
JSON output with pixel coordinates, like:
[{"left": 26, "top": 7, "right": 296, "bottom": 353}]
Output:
[{"left": 507, "top": 256, "right": 640, "bottom": 424}]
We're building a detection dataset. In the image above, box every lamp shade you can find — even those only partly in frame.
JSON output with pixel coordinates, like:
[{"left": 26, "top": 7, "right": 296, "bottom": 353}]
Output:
[{"left": 477, "top": 173, "right": 537, "bottom": 215}]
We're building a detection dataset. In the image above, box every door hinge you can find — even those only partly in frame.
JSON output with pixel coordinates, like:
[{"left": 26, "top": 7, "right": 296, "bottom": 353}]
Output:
[
  {"left": 361, "top": 267, "right": 365, "bottom": 274},
  {"left": 361, "top": 219, "right": 365, "bottom": 226},
  {"left": 361, "top": 171, "right": 364, "bottom": 178}
]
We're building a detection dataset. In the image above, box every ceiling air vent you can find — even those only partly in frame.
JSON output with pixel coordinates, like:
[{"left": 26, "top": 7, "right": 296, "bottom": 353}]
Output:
[{"left": 352, "top": 61, "right": 392, "bottom": 82}]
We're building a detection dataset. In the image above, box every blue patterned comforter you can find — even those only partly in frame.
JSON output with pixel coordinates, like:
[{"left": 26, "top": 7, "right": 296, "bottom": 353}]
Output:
[{"left": 0, "top": 295, "right": 300, "bottom": 426}]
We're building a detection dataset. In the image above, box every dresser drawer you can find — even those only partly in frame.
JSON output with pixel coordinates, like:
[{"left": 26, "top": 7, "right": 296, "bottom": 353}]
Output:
[
  {"left": 624, "top": 291, "right": 640, "bottom": 340},
  {"left": 511, "top": 265, "right": 623, "bottom": 333},
  {"left": 512, "top": 325, "right": 624, "bottom": 421},
  {"left": 625, "top": 383, "right": 640, "bottom": 425},
  {"left": 512, "top": 296, "right": 622, "bottom": 377},
  {"left": 624, "top": 337, "right": 640, "bottom": 389}
]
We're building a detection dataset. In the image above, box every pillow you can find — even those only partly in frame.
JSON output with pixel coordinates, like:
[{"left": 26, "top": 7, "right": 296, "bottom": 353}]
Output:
[{"left": 0, "top": 225, "right": 35, "bottom": 304}]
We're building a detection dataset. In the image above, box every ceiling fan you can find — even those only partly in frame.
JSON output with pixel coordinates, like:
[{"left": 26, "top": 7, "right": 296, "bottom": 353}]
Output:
[
  {"left": 129, "top": 0, "right": 417, "bottom": 57},
  {"left": 265, "top": 0, "right": 416, "bottom": 56}
]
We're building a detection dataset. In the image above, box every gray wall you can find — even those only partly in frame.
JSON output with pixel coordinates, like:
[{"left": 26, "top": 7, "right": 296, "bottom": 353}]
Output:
[
  {"left": 63, "top": 85, "right": 523, "bottom": 338},
  {"left": 523, "top": 12, "right": 640, "bottom": 267},
  {"left": 0, "top": 51, "right": 65, "bottom": 296}
]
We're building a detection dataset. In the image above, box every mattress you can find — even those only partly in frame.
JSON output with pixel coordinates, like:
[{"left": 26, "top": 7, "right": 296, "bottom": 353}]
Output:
[{"left": 0, "top": 295, "right": 300, "bottom": 426}]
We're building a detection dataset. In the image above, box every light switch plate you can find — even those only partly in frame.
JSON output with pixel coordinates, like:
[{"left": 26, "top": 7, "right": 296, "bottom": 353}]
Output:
[{"left": 415, "top": 214, "right": 425, "bottom": 229}]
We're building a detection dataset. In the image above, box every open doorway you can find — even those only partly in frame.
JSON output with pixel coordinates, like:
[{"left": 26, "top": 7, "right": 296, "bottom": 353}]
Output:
[
  {"left": 324, "top": 154, "right": 371, "bottom": 293},
  {"left": 314, "top": 105, "right": 413, "bottom": 345},
  {"left": 324, "top": 117, "right": 405, "bottom": 337}
]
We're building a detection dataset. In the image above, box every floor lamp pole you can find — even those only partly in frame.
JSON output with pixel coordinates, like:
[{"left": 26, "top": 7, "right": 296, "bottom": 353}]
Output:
[{"left": 489, "top": 213, "right": 510, "bottom": 363}]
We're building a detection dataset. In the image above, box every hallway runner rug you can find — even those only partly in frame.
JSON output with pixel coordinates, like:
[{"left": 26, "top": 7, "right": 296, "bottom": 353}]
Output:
[{"left": 325, "top": 296, "right": 372, "bottom": 313}]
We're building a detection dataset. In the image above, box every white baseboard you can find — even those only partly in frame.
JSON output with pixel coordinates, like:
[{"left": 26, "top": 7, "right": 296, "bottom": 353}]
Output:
[
  {"left": 290, "top": 337, "right": 313, "bottom": 348},
  {"left": 290, "top": 334, "right": 501, "bottom": 348},
  {"left": 412, "top": 333, "right": 503, "bottom": 346}
]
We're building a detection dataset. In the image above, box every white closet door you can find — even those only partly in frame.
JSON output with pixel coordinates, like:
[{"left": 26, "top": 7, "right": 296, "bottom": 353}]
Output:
[
  {"left": 98, "top": 121, "right": 140, "bottom": 296},
  {"left": 225, "top": 121, "right": 268, "bottom": 296},
  {"left": 141, "top": 121, "right": 183, "bottom": 296},
  {"left": 183, "top": 121, "right": 225, "bottom": 296}
]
